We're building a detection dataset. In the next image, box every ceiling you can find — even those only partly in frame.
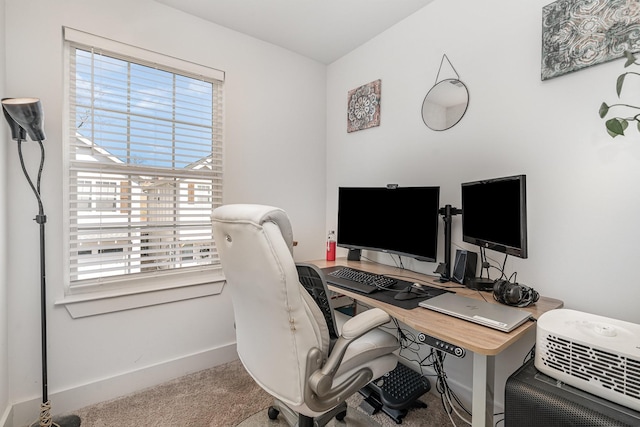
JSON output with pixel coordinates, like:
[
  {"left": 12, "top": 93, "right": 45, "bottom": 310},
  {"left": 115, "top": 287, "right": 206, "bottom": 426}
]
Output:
[{"left": 154, "top": 0, "right": 435, "bottom": 64}]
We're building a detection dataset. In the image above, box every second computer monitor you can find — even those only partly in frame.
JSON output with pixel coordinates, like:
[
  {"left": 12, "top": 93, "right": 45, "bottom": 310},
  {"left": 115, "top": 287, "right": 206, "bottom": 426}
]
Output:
[{"left": 461, "top": 174, "right": 528, "bottom": 259}]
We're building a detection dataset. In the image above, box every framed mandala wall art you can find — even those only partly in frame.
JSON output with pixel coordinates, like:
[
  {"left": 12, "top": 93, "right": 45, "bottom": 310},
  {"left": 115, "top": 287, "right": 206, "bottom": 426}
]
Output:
[
  {"left": 541, "top": 0, "right": 640, "bottom": 80},
  {"left": 347, "top": 79, "right": 381, "bottom": 133}
]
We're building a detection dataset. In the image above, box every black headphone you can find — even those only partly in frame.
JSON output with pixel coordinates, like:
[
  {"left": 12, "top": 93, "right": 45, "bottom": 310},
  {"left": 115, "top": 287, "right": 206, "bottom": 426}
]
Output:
[{"left": 493, "top": 280, "right": 539, "bottom": 307}]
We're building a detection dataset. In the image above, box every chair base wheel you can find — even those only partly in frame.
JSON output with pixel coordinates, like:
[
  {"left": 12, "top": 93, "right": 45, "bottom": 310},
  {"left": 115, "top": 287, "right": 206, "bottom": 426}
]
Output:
[
  {"left": 268, "top": 406, "right": 280, "bottom": 420},
  {"left": 269, "top": 398, "right": 348, "bottom": 427}
]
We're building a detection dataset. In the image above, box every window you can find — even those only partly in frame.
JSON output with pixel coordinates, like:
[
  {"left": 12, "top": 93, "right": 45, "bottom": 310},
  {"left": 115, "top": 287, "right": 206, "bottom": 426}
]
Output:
[{"left": 64, "top": 29, "right": 224, "bottom": 292}]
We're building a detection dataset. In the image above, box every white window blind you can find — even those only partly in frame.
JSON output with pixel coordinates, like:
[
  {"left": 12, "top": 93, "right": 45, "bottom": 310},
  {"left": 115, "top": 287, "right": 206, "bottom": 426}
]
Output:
[{"left": 65, "top": 32, "right": 224, "bottom": 289}]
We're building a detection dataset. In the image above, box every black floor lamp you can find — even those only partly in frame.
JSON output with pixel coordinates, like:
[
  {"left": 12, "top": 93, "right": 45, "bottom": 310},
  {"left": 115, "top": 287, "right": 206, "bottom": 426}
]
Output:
[{"left": 1, "top": 98, "right": 81, "bottom": 427}]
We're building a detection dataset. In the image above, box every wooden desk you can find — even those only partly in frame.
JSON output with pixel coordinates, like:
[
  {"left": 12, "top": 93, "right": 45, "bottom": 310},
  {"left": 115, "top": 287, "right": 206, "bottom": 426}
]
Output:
[{"left": 308, "top": 258, "right": 564, "bottom": 427}]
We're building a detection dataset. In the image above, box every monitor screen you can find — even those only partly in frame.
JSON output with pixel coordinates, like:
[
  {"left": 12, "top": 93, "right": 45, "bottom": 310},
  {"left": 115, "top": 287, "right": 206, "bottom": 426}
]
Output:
[
  {"left": 461, "top": 174, "right": 527, "bottom": 258},
  {"left": 337, "top": 186, "right": 440, "bottom": 262}
]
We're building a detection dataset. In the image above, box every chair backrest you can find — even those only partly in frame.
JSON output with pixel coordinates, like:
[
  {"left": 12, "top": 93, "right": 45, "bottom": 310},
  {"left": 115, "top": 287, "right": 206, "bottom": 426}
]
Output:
[
  {"left": 295, "top": 263, "right": 340, "bottom": 348},
  {"left": 212, "top": 204, "right": 330, "bottom": 408}
]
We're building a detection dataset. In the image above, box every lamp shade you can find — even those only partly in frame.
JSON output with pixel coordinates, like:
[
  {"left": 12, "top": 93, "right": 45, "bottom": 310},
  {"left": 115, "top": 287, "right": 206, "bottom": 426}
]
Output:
[
  {"left": 1, "top": 98, "right": 27, "bottom": 141},
  {"left": 1, "top": 97, "right": 46, "bottom": 141}
]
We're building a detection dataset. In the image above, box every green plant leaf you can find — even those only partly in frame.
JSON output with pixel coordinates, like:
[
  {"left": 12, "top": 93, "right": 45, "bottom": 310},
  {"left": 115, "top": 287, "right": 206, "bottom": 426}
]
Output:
[
  {"left": 617, "top": 74, "right": 626, "bottom": 96},
  {"left": 599, "top": 102, "right": 609, "bottom": 118},
  {"left": 606, "top": 118, "right": 627, "bottom": 137},
  {"left": 621, "top": 119, "right": 629, "bottom": 132},
  {"left": 624, "top": 51, "right": 637, "bottom": 67}
]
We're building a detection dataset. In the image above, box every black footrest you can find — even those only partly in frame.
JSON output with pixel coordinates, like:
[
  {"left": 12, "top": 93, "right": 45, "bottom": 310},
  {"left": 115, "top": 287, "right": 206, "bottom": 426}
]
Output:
[
  {"left": 374, "top": 362, "right": 431, "bottom": 409},
  {"left": 359, "top": 362, "right": 430, "bottom": 424}
]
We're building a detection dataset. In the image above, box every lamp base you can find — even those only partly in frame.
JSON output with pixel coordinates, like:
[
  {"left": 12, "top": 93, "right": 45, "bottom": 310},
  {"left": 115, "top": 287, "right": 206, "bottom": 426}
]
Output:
[{"left": 30, "top": 414, "right": 81, "bottom": 427}]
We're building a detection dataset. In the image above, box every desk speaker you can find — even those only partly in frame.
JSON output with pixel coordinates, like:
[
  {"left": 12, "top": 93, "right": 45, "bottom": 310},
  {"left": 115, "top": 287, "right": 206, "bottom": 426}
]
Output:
[{"left": 451, "top": 250, "right": 477, "bottom": 287}]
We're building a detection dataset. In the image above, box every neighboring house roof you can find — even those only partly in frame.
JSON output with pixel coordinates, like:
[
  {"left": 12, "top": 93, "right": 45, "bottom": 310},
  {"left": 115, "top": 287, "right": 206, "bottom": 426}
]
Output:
[{"left": 74, "top": 132, "right": 213, "bottom": 188}]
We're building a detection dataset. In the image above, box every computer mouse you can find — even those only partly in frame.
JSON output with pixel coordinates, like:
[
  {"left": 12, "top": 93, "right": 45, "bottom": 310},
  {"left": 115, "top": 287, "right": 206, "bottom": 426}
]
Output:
[
  {"left": 394, "top": 285, "right": 430, "bottom": 301},
  {"left": 394, "top": 291, "right": 421, "bottom": 301}
]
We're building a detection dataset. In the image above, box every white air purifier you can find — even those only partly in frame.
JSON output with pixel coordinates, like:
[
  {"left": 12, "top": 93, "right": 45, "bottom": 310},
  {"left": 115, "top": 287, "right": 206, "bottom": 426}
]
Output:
[{"left": 536, "top": 309, "right": 640, "bottom": 412}]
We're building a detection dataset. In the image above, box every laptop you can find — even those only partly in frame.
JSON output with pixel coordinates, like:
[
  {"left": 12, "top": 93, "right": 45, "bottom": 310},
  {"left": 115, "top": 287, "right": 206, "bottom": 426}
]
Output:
[{"left": 418, "top": 293, "right": 532, "bottom": 332}]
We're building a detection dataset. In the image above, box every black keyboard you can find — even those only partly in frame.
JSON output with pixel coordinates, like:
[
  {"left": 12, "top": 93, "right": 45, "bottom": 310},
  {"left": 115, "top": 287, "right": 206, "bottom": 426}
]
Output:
[{"left": 326, "top": 267, "right": 396, "bottom": 294}]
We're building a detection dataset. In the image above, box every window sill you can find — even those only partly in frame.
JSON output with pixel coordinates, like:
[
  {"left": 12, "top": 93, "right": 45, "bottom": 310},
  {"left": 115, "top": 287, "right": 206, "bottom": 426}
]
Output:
[{"left": 55, "top": 272, "right": 226, "bottom": 318}]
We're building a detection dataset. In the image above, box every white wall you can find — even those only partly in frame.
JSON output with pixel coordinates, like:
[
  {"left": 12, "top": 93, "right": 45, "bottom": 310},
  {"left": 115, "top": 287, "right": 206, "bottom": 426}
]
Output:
[
  {"left": 0, "top": 0, "right": 10, "bottom": 423},
  {"left": 326, "top": 0, "right": 640, "bottom": 414},
  {"left": 4, "top": 0, "right": 326, "bottom": 423},
  {"left": 328, "top": 0, "right": 640, "bottom": 324}
]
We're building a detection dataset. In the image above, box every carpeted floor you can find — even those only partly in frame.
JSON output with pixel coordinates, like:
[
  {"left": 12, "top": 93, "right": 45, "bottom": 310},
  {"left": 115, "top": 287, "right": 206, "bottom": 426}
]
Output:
[{"left": 73, "top": 359, "right": 457, "bottom": 426}]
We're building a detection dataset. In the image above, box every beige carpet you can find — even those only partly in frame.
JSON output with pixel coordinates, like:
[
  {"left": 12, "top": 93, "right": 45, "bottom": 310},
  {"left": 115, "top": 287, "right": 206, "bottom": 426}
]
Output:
[
  {"left": 238, "top": 389, "right": 452, "bottom": 427},
  {"left": 73, "top": 359, "right": 455, "bottom": 426}
]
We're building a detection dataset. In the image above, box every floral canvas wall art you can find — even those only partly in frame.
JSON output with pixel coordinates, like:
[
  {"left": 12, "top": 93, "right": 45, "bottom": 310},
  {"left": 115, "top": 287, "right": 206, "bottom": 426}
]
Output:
[{"left": 347, "top": 79, "right": 381, "bottom": 132}]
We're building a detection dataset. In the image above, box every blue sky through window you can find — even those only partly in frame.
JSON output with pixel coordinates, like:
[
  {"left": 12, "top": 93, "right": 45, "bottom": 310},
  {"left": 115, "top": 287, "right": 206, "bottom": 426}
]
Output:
[{"left": 74, "top": 49, "right": 214, "bottom": 169}]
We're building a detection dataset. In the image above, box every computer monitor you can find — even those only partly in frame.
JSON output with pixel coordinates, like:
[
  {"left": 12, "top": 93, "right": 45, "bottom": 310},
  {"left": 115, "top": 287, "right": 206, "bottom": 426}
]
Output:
[
  {"left": 461, "top": 174, "right": 528, "bottom": 259},
  {"left": 336, "top": 186, "right": 440, "bottom": 262}
]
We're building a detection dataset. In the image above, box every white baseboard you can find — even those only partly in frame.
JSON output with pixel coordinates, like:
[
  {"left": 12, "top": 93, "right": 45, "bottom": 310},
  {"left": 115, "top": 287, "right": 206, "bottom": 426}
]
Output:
[{"left": 10, "top": 343, "right": 237, "bottom": 427}]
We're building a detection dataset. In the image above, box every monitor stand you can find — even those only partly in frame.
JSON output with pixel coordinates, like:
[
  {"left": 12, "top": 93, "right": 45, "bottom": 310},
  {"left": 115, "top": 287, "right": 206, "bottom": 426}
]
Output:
[
  {"left": 437, "top": 204, "right": 462, "bottom": 282},
  {"left": 433, "top": 263, "right": 448, "bottom": 282},
  {"left": 347, "top": 248, "right": 361, "bottom": 261}
]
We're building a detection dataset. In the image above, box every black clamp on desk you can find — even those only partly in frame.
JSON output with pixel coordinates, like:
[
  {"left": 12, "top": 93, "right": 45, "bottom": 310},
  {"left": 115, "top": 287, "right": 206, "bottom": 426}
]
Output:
[{"left": 359, "top": 362, "right": 430, "bottom": 424}]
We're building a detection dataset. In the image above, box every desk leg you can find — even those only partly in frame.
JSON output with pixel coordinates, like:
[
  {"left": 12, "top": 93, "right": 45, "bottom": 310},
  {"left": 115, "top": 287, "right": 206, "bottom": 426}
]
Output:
[{"left": 472, "top": 353, "right": 495, "bottom": 427}]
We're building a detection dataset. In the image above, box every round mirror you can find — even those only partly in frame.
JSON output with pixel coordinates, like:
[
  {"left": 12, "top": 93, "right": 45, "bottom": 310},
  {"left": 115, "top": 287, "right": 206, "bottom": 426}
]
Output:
[{"left": 421, "top": 79, "right": 469, "bottom": 131}]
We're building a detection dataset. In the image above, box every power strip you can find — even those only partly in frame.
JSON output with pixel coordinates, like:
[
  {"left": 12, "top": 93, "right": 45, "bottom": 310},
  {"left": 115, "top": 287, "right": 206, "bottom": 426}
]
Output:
[{"left": 417, "top": 333, "right": 466, "bottom": 358}]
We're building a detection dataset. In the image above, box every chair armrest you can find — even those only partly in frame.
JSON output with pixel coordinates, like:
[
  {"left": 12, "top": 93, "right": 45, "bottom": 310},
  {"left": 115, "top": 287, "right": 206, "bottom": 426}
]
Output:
[
  {"left": 309, "top": 308, "right": 391, "bottom": 397},
  {"left": 340, "top": 307, "right": 391, "bottom": 339}
]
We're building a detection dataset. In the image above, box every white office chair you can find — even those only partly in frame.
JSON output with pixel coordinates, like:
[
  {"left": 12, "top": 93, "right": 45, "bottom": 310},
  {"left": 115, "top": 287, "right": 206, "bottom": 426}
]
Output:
[{"left": 211, "top": 204, "right": 400, "bottom": 427}]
